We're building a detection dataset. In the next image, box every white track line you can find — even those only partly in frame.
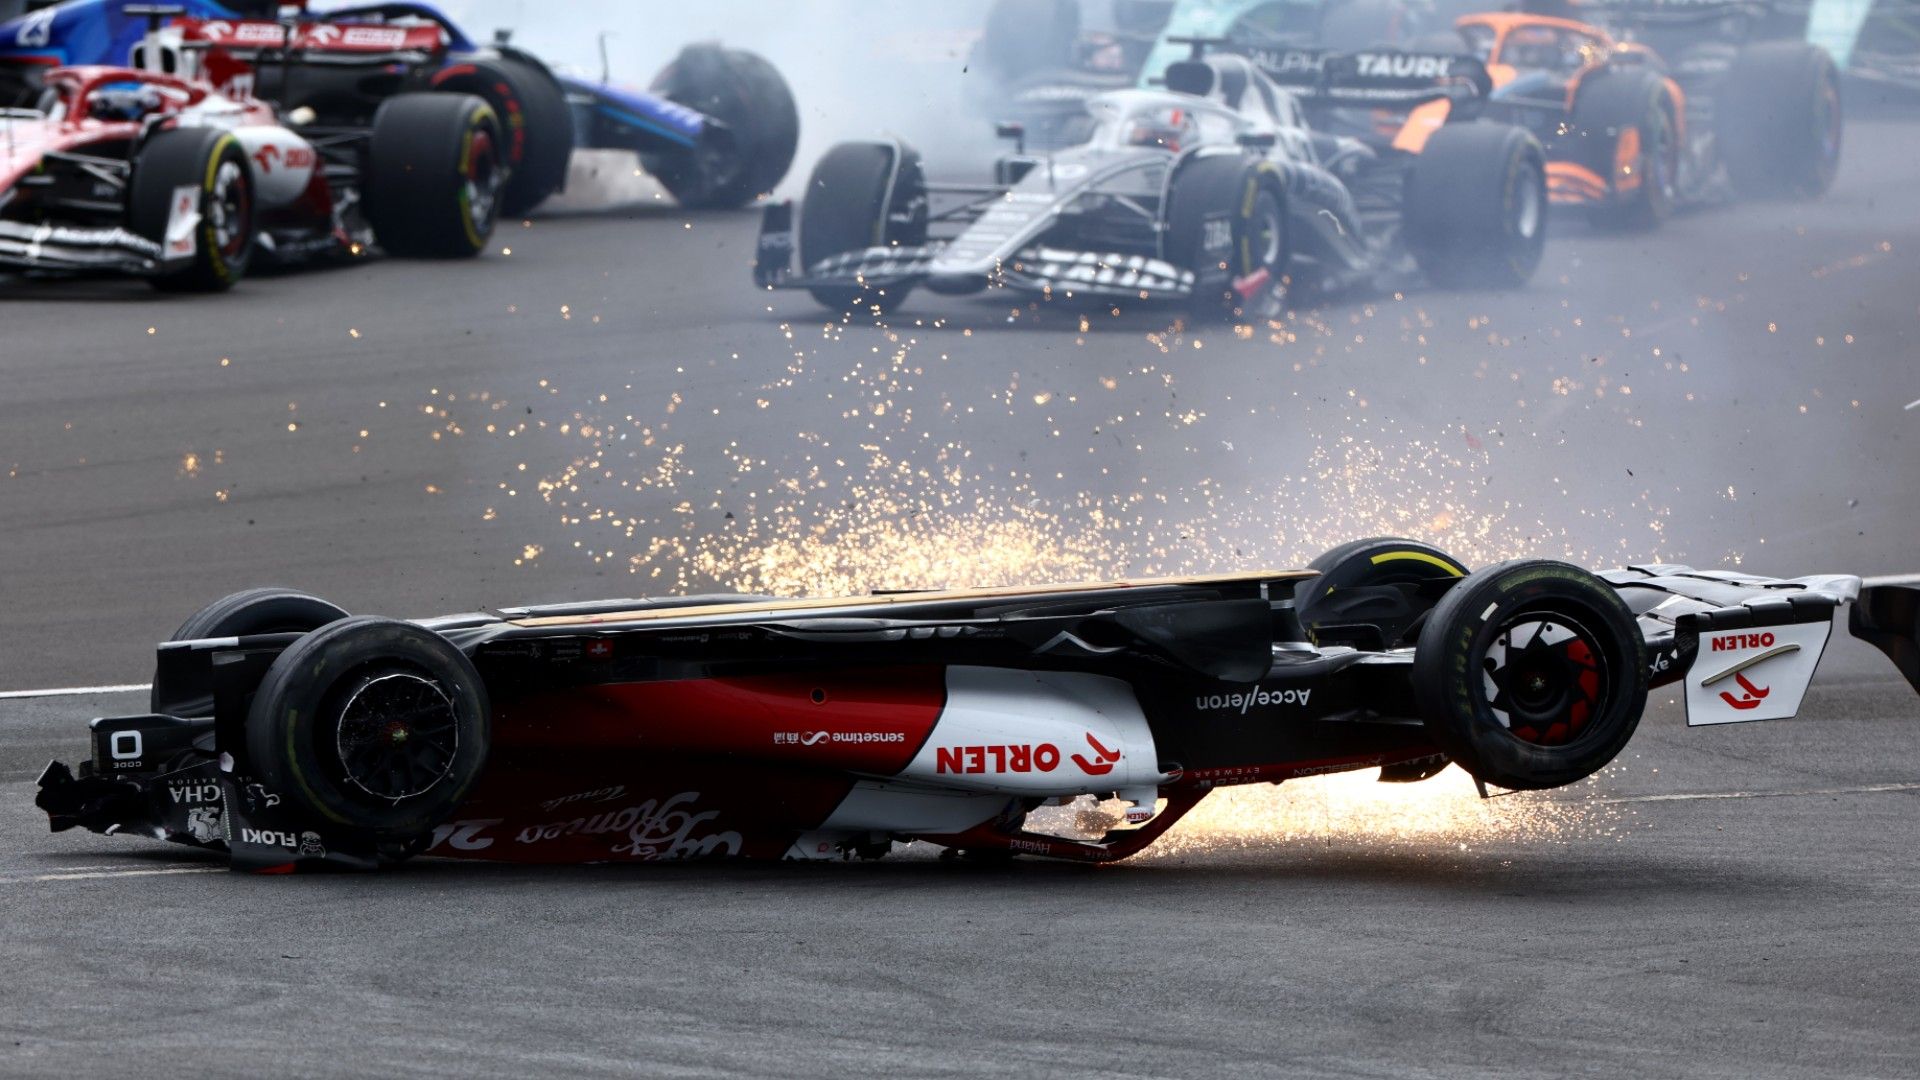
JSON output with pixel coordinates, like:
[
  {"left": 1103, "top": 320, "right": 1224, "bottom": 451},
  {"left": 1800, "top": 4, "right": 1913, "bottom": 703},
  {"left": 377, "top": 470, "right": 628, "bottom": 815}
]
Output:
[
  {"left": 1597, "top": 782, "right": 1920, "bottom": 805},
  {"left": 0, "top": 683, "right": 151, "bottom": 700},
  {"left": 0, "top": 865, "right": 223, "bottom": 886}
]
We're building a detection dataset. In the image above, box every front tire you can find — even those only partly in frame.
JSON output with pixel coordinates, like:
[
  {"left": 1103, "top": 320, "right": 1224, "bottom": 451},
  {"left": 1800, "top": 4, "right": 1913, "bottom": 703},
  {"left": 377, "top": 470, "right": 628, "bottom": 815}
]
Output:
[
  {"left": 1567, "top": 68, "right": 1679, "bottom": 231},
  {"left": 1405, "top": 121, "right": 1547, "bottom": 288},
  {"left": 797, "top": 140, "right": 927, "bottom": 314},
  {"left": 129, "top": 127, "right": 254, "bottom": 292},
  {"left": 246, "top": 616, "right": 491, "bottom": 842},
  {"left": 1164, "top": 154, "right": 1288, "bottom": 322},
  {"left": 1719, "top": 42, "right": 1843, "bottom": 199},
  {"left": 431, "top": 56, "right": 574, "bottom": 216},
  {"left": 365, "top": 92, "right": 503, "bottom": 258},
  {"left": 1413, "top": 560, "right": 1647, "bottom": 790},
  {"left": 648, "top": 44, "right": 799, "bottom": 209},
  {"left": 1294, "top": 537, "right": 1468, "bottom": 649}
]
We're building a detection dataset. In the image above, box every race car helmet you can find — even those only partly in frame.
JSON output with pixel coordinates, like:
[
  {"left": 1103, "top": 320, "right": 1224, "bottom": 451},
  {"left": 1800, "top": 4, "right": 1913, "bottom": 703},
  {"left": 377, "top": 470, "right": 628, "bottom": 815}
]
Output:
[{"left": 1127, "top": 105, "right": 1194, "bottom": 151}]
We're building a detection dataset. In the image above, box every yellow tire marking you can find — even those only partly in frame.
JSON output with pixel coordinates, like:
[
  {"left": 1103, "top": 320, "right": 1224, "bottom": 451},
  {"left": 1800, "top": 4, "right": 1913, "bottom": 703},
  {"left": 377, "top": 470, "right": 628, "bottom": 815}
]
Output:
[{"left": 1368, "top": 550, "right": 1466, "bottom": 575}]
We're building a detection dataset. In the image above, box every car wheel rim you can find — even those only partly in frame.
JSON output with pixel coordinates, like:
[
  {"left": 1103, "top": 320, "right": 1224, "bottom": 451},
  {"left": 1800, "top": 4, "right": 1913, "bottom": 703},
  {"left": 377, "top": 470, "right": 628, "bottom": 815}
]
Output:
[
  {"left": 465, "top": 129, "right": 499, "bottom": 234},
  {"left": 1252, "top": 189, "right": 1284, "bottom": 269},
  {"left": 1512, "top": 165, "right": 1542, "bottom": 240},
  {"left": 1481, "top": 609, "right": 1607, "bottom": 746},
  {"left": 210, "top": 159, "right": 249, "bottom": 259},
  {"left": 1814, "top": 79, "right": 1841, "bottom": 169},
  {"left": 334, "top": 671, "right": 460, "bottom": 801}
]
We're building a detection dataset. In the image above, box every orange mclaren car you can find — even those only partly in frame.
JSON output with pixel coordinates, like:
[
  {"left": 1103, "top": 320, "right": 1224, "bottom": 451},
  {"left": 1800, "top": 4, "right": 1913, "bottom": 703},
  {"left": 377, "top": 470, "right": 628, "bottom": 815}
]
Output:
[{"left": 1379, "top": 2, "right": 1842, "bottom": 229}]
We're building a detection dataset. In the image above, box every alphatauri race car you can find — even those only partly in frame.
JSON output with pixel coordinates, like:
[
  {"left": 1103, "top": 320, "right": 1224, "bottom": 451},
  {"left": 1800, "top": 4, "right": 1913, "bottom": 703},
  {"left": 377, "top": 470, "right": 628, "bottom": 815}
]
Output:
[
  {"left": 35, "top": 539, "right": 1920, "bottom": 871},
  {"left": 0, "top": 21, "right": 499, "bottom": 288},
  {"left": 964, "top": 0, "right": 1462, "bottom": 147},
  {"left": 0, "top": 0, "right": 797, "bottom": 213},
  {"left": 754, "top": 42, "right": 1548, "bottom": 320}
]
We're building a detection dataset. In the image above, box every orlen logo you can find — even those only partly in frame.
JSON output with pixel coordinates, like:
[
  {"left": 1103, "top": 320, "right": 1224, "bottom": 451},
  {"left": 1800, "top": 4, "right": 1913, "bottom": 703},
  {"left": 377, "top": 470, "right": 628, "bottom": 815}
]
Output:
[
  {"left": 1070, "top": 732, "right": 1121, "bottom": 776},
  {"left": 1711, "top": 632, "right": 1775, "bottom": 652},
  {"left": 937, "top": 742, "right": 1060, "bottom": 774}
]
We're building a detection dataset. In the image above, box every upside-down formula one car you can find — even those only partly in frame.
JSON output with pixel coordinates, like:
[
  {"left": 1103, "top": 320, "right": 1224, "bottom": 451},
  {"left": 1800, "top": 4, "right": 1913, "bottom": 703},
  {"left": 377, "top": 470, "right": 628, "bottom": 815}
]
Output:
[
  {"left": 1419, "top": 0, "right": 1842, "bottom": 228},
  {"left": 754, "top": 41, "right": 1548, "bottom": 321},
  {"left": 35, "top": 538, "right": 1920, "bottom": 871},
  {"left": 0, "top": 20, "right": 499, "bottom": 289},
  {"left": 0, "top": 0, "right": 798, "bottom": 213}
]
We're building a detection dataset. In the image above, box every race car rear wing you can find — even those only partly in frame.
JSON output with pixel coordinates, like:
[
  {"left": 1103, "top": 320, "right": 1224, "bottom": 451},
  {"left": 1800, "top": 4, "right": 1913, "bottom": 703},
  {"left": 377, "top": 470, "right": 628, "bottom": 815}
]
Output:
[{"left": 1233, "top": 45, "right": 1494, "bottom": 108}]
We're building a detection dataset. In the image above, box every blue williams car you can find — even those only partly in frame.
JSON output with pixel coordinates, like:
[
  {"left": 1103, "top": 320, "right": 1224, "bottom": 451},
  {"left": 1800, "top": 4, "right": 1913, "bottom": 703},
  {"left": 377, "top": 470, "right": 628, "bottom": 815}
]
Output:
[{"left": 0, "top": 0, "right": 798, "bottom": 212}]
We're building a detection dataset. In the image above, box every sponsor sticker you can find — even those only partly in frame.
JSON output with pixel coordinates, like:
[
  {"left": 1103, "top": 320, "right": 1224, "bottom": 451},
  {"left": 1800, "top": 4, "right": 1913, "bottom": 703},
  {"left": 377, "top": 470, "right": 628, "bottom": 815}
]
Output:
[
  {"left": 1194, "top": 687, "right": 1312, "bottom": 714},
  {"left": 163, "top": 186, "right": 200, "bottom": 259},
  {"left": 1684, "top": 620, "right": 1831, "bottom": 726}
]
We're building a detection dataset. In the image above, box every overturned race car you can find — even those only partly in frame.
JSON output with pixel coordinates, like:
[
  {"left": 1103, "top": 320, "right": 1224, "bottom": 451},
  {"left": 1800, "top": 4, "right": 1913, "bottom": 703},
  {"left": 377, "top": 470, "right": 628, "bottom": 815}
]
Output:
[{"left": 35, "top": 538, "right": 1920, "bottom": 871}]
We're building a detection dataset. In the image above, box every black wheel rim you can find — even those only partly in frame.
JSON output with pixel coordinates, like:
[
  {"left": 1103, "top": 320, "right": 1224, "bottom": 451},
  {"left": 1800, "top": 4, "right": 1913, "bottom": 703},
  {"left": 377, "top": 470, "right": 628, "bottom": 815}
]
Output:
[
  {"left": 333, "top": 670, "right": 460, "bottom": 801},
  {"left": 1480, "top": 609, "right": 1607, "bottom": 746},
  {"left": 464, "top": 128, "right": 500, "bottom": 238},
  {"left": 210, "top": 158, "right": 250, "bottom": 259}
]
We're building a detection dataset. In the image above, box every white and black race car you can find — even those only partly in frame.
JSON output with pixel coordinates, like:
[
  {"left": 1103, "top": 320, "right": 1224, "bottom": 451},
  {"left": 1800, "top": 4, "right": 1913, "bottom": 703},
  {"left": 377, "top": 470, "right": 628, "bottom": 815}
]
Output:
[
  {"left": 34, "top": 540, "right": 1920, "bottom": 871},
  {"left": 753, "top": 40, "right": 1549, "bottom": 320}
]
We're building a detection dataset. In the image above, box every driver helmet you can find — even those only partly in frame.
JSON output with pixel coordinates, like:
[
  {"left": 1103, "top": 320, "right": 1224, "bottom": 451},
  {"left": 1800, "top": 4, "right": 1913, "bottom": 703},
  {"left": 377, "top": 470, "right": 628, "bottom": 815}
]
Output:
[{"left": 1128, "top": 105, "right": 1192, "bottom": 151}]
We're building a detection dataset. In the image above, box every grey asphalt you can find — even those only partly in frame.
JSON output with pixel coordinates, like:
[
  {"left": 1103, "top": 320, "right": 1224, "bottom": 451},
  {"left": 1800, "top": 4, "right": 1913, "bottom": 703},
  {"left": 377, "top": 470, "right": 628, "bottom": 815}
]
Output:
[{"left": 0, "top": 117, "right": 1916, "bottom": 1076}]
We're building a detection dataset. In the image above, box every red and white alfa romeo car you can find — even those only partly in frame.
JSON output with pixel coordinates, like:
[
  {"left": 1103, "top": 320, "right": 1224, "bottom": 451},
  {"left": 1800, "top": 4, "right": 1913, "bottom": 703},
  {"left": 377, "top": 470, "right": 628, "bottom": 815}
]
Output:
[
  {"left": 35, "top": 539, "right": 1920, "bottom": 871},
  {"left": 0, "top": 18, "right": 499, "bottom": 290}
]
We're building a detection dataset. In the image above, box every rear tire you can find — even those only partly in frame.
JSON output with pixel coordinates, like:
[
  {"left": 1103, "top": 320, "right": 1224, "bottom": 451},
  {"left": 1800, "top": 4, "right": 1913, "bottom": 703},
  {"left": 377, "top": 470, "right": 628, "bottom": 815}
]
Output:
[
  {"left": 1413, "top": 560, "right": 1646, "bottom": 790},
  {"left": 1405, "top": 121, "right": 1547, "bottom": 288},
  {"left": 431, "top": 56, "right": 573, "bottom": 216},
  {"left": 797, "top": 140, "right": 927, "bottom": 314},
  {"left": 1719, "top": 41, "right": 1842, "bottom": 199},
  {"left": 365, "top": 92, "right": 503, "bottom": 257},
  {"left": 246, "top": 616, "right": 491, "bottom": 842},
  {"left": 1567, "top": 68, "right": 1679, "bottom": 231},
  {"left": 129, "top": 127, "right": 254, "bottom": 292},
  {"left": 648, "top": 44, "right": 799, "bottom": 209},
  {"left": 1294, "top": 537, "right": 1468, "bottom": 649},
  {"left": 1164, "top": 154, "right": 1288, "bottom": 322},
  {"left": 152, "top": 588, "right": 350, "bottom": 716}
]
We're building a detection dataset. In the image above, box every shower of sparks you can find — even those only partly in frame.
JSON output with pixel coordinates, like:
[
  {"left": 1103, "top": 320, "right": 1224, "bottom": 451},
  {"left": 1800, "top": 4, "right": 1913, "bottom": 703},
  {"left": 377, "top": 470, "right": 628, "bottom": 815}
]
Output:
[{"left": 1019, "top": 765, "right": 1634, "bottom": 859}]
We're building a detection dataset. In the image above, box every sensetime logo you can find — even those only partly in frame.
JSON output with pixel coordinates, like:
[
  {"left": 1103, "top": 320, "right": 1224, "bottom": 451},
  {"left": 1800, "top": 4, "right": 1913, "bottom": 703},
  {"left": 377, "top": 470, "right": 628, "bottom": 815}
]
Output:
[{"left": 1195, "top": 687, "right": 1312, "bottom": 714}]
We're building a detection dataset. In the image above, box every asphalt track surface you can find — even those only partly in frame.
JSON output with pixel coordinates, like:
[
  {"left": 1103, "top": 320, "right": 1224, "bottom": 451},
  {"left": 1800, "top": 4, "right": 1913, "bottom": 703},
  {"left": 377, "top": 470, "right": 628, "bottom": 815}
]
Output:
[{"left": 0, "top": 118, "right": 1917, "bottom": 1076}]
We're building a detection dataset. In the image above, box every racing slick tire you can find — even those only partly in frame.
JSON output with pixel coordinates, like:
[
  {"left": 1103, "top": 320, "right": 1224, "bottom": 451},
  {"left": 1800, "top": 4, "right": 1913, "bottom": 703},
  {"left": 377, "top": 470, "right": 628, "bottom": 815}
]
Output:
[
  {"left": 151, "top": 588, "right": 351, "bottom": 717},
  {"left": 430, "top": 56, "right": 573, "bottom": 217},
  {"left": 246, "top": 616, "right": 491, "bottom": 842},
  {"left": 1718, "top": 42, "right": 1843, "bottom": 199},
  {"left": 648, "top": 43, "right": 799, "bottom": 209},
  {"left": 1404, "top": 121, "right": 1547, "bottom": 288},
  {"left": 798, "top": 140, "right": 927, "bottom": 314},
  {"left": 129, "top": 127, "right": 254, "bottom": 293},
  {"left": 1165, "top": 154, "right": 1288, "bottom": 322},
  {"left": 1566, "top": 68, "right": 1680, "bottom": 231},
  {"left": 1295, "top": 537, "right": 1468, "bottom": 649},
  {"left": 365, "top": 92, "right": 503, "bottom": 258},
  {"left": 1413, "top": 559, "right": 1647, "bottom": 790}
]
